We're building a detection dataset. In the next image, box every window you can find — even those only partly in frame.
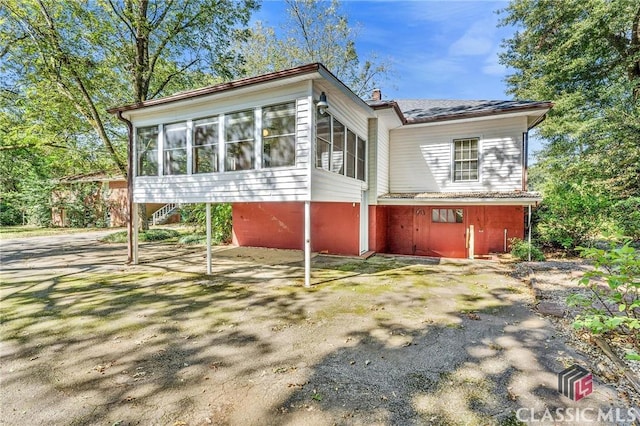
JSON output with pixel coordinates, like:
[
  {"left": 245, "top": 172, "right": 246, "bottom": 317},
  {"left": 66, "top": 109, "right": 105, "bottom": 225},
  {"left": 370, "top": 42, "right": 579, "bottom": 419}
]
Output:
[
  {"left": 454, "top": 138, "right": 479, "bottom": 181},
  {"left": 316, "top": 114, "right": 331, "bottom": 171},
  {"left": 225, "top": 110, "right": 254, "bottom": 171},
  {"left": 315, "top": 114, "right": 366, "bottom": 181},
  {"left": 346, "top": 130, "right": 356, "bottom": 178},
  {"left": 432, "top": 208, "right": 463, "bottom": 223},
  {"left": 357, "top": 136, "right": 366, "bottom": 181},
  {"left": 136, "top": 126, "right": 158, "bottom": 176},
  {"left": 332, "top": 118, "right": 345, "bottom": 174},
  {"left": 193, "top": 117, "right": 219, "bottom": 174},
  {"left": 262, "top": 102, "right": 296, "bottom": 167},
  {"left": 164, "top": 122, "right": 187, "bottom": 175}
]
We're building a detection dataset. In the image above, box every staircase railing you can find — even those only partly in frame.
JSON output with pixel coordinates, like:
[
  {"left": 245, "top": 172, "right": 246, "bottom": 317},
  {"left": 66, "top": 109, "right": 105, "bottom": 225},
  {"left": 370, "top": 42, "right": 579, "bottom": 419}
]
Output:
[{"left": 149, "top": 203, "right": 178, "bottom": 225}]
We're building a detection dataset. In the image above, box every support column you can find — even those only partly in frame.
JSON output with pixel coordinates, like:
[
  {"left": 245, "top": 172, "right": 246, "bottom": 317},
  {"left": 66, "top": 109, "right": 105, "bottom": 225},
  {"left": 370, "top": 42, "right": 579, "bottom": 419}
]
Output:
[
  {"left": 528, "top": 205, "right": 532, "bottom": 262},
  {"left": 132, "top": 202, "right": 139, "bottom": 265},
  {"left": 304, "top": 200, "right": 311, "bottom": 288},
  {"left": 206, "top": 203, "right": 212, "bottom": 275},
  {"left": 468, "top": 224, "right": 475, "bottom": 260}
]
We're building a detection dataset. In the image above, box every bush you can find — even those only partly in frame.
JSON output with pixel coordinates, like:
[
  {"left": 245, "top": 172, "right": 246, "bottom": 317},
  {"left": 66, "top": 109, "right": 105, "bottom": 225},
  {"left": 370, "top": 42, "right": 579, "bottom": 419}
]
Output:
[
  {"left": 0, "top": 201, "right": 22, "bottom": 226},
  {"left": 178, "top": 234, "right": 207, "bottom": 245},
  {"left": 567, "top": 241, "right": 640, "bottom": 359},
  {"left": 100, "top": 229, "right": 180, "bottom": 243},
  {"left": 509, "top": 238, "right": 545, "bottom": 261},
  {"left": 181, "top": 203, "right": 232, "bottom": 243},
  {"left": 610, "top": 197, "right": 640, "bottom": 240}
]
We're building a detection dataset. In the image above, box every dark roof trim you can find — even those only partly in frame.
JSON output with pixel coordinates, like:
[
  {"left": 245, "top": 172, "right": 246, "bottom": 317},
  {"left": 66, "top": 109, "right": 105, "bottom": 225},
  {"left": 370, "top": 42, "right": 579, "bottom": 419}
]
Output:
[
  {"left": 107, "top": 63, "right": 325, "bottom": 114},
  {"left": 403, "top": 102, "right": 553, "bottom": 125},
  {"left": 369, "top": 101, "right": 407, "bottom": 124}
]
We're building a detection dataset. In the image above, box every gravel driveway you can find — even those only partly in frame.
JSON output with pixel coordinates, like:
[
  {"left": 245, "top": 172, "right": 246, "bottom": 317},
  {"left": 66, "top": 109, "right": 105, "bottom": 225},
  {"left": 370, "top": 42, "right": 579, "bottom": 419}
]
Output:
[{"left": 0, "top": 232, "right": 633, "bottom": 425}]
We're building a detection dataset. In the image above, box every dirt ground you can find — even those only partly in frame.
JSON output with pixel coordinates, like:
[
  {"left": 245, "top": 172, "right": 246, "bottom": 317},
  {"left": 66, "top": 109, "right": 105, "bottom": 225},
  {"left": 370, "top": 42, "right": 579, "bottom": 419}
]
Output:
[{"left": 0, "top": 232, "right": 637, "bottom": 425}]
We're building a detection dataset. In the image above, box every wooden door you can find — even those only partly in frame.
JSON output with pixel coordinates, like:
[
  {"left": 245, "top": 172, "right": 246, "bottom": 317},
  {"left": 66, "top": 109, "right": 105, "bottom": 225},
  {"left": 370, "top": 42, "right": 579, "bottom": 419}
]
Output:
[{"left": 428, "top": 207, "right": 467, "bottom": 258}]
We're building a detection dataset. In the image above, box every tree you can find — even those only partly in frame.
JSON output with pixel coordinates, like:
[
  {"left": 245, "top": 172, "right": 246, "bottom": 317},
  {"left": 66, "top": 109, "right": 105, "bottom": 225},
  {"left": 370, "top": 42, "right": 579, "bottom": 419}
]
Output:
[
  {"left": 1, "top": 0, "right": 258, "bottom": 176},
  {"left": 500, "top": 0, "right": 640, "bottom": 247},
  {"left": 237, "top": 0, "right": 392, "bottom": 97}
]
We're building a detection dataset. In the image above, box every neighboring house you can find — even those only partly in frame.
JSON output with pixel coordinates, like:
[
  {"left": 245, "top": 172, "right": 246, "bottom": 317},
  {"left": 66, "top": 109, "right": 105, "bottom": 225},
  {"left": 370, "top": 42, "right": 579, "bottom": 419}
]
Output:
[
  {"left": 52, "top": 172, "right": 178, "bottom": 227},
  {"left": 108, "top": 63, "right": 551, "bottom": 281}
]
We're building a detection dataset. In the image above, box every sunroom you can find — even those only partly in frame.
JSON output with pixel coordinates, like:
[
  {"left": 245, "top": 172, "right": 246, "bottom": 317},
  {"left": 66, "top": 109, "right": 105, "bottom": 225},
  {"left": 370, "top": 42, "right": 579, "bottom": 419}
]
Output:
[{"left": 108, "top": 64, "right": 374, "bottom": 286}]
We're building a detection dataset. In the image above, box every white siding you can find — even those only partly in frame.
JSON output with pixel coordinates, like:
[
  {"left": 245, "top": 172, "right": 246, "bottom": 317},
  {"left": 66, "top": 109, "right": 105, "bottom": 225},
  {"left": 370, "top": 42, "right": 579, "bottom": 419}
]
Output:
[
  {"left": 376, "top": 118, "right": 391, "bottom": 197},
  {"left": 389, "top": 116, "right": 527, "bottom": 193},
  {"left": 311, "top": 169, "right": 363, "bottom": 202},
  {"left": 131, "top": 92, "right": 313, "bottom": 204},
  {"left": 134, "top": 168, "right": 308, "bottom": 203}
]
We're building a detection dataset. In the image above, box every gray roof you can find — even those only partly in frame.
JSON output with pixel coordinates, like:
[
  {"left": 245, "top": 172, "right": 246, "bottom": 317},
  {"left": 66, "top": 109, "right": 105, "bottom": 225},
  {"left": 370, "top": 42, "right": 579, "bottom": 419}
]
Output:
[{"left": 368, "top": 99, "right": 552, "bottom": 124}]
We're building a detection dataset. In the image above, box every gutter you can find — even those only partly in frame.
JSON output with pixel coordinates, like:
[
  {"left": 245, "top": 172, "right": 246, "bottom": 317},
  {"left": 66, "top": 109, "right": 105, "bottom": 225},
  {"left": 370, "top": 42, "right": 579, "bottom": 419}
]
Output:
[{"left": 116, "top": 111, "right": 134, "bottom": 264}]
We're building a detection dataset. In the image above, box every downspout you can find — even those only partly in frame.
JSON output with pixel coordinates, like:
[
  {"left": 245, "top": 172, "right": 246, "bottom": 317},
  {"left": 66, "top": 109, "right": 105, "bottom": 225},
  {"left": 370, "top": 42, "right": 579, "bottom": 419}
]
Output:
[{"left": 116, "top": 111, "right": 134, "bottom": 264}]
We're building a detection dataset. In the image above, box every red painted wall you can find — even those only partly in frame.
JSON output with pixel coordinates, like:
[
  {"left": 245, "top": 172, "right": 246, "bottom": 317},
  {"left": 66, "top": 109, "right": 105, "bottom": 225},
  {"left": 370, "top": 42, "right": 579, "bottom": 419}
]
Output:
[
  {"left": 232, "top": 202, "right": 360, "bottom": 255},
  {"left": 382, "top": 205, "right": 525, "bottom": 258},
  {"left": 368, "top": 205, "right": 388, "bottom": 253}
]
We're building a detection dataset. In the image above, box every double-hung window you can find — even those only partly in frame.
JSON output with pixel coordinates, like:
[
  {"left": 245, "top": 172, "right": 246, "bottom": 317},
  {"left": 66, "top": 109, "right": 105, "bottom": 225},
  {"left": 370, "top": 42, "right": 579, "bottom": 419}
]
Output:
[
  {"left": 316, "top": 114, "right": 331, "bottom": 171},
  {"left": 262, "top": 102, "right": 296, "bottom": 168},
  {"left": 193, "top": 116, "right": 219, "bottom": 173},
  {"left": 357, "top": 136, "right": 366, "bottom": 181},
  {"left": 453, "top": 138, "right": 479, "bottom": 181},
  {"left": 163, "top": 122, "right": 188, "bottom": 175},
  {"left": 346, "top": 130, "right": 356, "bottom": 178},
  {"left": 225, "top": 110, "right": 255, "bottom": 171},
  {"left": 136, "top": 126, "right": 159, "bottom": 176}
]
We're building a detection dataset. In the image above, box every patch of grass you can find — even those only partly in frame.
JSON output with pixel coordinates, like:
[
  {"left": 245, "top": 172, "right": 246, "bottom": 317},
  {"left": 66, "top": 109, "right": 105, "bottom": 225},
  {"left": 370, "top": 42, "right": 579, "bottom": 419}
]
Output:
[
  {"left": 100, "top": 229, "right": 180, "bottom": 243},
  {"left": 0, "top": 226, "right": 108, "bottom": 239},
  {"left": 178, "top": 233, "right": 207, "bottom": 245}
]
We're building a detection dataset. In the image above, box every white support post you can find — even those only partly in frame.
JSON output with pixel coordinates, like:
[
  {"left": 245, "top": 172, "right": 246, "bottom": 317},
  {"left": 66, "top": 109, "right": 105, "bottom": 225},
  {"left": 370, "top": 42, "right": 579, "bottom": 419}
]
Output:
[
  {"left": 468, "top": 224, "right": 474, "bottom": 260},
  {"left": 304, "top": 200, "right": 311, "bottom": 288},
  {"left": 528, "top": 205, "right": 532, "bottom": 262},
  {"left": 132, "top": 202, "right": 139, "bottom": 265},
  {"left": 206, "top": 203, "right": 212, "bottom": 275}
]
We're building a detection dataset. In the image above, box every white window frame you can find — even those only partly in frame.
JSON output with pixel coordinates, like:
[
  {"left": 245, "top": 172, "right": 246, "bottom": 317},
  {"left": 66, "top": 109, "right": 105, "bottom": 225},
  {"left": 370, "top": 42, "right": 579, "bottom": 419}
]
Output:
[{"left": 452, "top": 137, "right": 480, "bottom": 182}]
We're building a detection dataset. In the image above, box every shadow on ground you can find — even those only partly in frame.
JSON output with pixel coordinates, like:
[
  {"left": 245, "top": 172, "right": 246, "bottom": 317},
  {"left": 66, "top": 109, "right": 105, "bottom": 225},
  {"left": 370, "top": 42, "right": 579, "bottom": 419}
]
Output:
[{"left": 0, "top": 234, "right": 627, "bottom": 425}]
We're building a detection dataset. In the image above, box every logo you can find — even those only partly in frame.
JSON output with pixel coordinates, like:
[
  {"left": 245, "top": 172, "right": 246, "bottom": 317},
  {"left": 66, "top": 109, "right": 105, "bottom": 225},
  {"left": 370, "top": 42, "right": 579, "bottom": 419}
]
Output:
[{"left": 558, "top": 364, "right": 593, "bottom": 401}]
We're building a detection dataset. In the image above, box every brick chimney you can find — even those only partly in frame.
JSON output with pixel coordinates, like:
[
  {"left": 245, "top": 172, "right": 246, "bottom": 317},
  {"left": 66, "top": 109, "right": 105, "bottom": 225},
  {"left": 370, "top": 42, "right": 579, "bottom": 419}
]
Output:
[{"left": 371, "top": 88, "right": 382, "bottom": 101}]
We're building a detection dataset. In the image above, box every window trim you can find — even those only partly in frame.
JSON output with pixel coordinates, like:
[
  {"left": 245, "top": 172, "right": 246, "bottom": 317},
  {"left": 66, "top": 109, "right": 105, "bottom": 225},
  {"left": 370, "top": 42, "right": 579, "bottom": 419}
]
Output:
[
  {"left": 314, "top": 111, "right": 367, "bottom": 182},
  {"left": 452, "top": 137, "right": 480, "bottom": 183}
]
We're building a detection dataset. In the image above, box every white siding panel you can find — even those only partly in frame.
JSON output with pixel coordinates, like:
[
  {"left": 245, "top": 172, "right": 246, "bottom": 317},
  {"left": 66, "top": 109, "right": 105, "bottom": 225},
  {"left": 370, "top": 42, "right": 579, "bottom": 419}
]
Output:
[
  {"left": 376, "top": 120, "right": 390, "bottom": 197},
  {"left": 311, "top": 169, "right": 362, "bottom": 202},
  {"left": 389, "top": 116, "right": 526, "bottom": 193},
  {"left": 134, "top": 168, "right": 309, "bottom": 203},
  {"left": 295, "top": 97, "right": 311, "bottom": 168}
]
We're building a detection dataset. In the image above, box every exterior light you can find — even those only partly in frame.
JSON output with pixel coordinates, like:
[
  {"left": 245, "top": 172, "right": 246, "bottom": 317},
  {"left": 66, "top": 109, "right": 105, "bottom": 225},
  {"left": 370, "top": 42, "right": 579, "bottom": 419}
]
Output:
[{"left": 317, "top": 91, "right": 329, "bottom": 115}]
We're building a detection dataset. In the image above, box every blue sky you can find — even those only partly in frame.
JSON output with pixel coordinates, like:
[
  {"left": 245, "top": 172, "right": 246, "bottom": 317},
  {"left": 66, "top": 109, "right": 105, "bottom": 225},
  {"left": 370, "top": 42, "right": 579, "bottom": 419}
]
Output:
[{"left": 255, "top": 0, "right": 516, "bottom": 101}]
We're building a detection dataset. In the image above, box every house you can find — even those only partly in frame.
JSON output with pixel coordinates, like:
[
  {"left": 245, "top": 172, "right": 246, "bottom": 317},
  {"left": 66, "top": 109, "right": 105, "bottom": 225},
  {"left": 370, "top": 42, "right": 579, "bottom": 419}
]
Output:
[
  {"left": 108, "top": 63, "right": 551, "bottom": 284},
  {"left": 52, "top": 172, "right": 179, "bottom": 227}
]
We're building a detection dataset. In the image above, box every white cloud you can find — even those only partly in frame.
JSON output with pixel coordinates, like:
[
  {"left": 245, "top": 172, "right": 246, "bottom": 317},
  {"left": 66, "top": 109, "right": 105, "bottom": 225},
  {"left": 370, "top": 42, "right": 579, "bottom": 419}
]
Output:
[{"left": 448, "top": 19, "right": 496, "bottom": 56}]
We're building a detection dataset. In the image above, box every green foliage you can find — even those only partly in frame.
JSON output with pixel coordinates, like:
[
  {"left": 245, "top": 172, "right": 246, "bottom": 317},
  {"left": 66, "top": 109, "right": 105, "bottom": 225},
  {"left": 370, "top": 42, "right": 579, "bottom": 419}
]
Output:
[
  {"left": 0, "top": 201, "right": 22, "bottom": 226},
  {"left": 509, "top": 238, "right": 545, "bottom": 261},
  {"left": 237, "top": 0, "right": 392, "bottom": 97},
  {"left": 52, "top": 183, "right": 111, "bottom": 228},
  {"left": 567, "top": 242, "right": 640, "bottom": 355},
  {"left": 610, "top": 197, "right": 640, "bottom": 240},
  {"left": 501, "top": 0, "right": 640, "bottom": 250},
  {"left": 101, "top": 229, "right": 180, "bottom": 243},
  {"left": 181, "top": 203, "right": 233, "bottom": 244},
  {"left": 178, "top": 234, "right": 208, "bottom": 245}
]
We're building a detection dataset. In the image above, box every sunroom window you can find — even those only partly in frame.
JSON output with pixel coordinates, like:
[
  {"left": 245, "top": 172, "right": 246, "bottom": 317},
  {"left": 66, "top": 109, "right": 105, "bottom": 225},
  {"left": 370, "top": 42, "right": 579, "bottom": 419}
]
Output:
[
  {"left": 225, "top": 110, "right": 254, "bottom": 171},
  {"left": 332, "top": 118, "right": 345, "bottom": 174},
  {"left": 136, "top": 126, "right": 158, "bottom": 176},
  {"left": 346, "top": 129, "right": 356, "bottom": 178},
  {"left": 357, "top": 136, "right": 366, "bottom": 181},
  {"left": 262, "top": 102, "right": 296, "bottom": 168},
  {"left": 454, "top": 138, "right": 479, "bottom": 181},
  {"left": 193, "top": 116, "right": 219, "bottom": 173},
  {"left": 316, "top": 114, "right": 331, "bottom": 171},
  {"left": 163, "top": 122, "right": 187, "bottom": 175}
]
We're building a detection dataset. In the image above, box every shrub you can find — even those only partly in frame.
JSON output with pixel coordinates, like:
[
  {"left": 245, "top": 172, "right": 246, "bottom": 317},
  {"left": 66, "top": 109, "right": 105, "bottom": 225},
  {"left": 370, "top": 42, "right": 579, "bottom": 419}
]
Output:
[
  {"left": 509, "top": 238, "right": 545, "bottom": 261},
  {"left": 0, "top": 201, "right": 22, "bottom": 226},
  {"left": 567, "top": 242, "right": 640, "bottom": 359},
  {"left": 181, "top": 203, "right": 232, "bottom": 243},
  {"left": 101, "top": 229, "right": 180, "bottom": 243},
  {"left": 610, "top": 197, "right": 640, "bottom": 240}
]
